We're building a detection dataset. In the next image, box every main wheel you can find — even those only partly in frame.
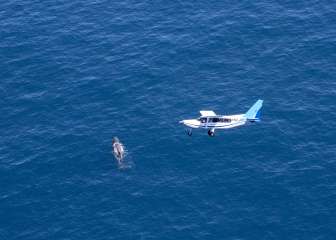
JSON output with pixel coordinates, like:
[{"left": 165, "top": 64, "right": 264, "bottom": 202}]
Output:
[{"left": 208, "top": 129, "right": 215, "bottom": 137}]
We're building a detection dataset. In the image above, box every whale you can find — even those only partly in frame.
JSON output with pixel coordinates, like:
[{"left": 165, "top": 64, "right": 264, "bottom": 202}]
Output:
[{"left": 112, "top": 137, "right": 125, "bottom": 163}]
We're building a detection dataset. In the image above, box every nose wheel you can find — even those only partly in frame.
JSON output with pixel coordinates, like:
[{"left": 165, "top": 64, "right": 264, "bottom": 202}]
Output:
[{"left": 186, "top": 129, "right": 192, "bottom": 136}]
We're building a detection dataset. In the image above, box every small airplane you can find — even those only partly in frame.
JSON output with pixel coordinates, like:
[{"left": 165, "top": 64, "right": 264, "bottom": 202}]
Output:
[{"left": 179, "top": 99, "right": 263, "bottom": 136}]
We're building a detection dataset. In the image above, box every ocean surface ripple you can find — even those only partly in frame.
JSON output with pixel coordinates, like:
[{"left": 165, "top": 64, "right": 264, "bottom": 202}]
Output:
[{"left": 1, "top": 1, "right": 336, "bottom": 239}]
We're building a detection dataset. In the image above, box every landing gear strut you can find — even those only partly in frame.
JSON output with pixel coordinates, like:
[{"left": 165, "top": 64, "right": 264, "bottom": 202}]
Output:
[
  {"left": 186, "top": 129, "right": 192, "bottom": 136},
  {"left": 208, "top": 129, "right": 215, "bottom": 137}
]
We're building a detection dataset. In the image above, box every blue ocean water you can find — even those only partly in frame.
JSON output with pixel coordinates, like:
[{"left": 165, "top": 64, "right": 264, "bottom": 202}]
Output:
[{"left": 1, "top": 1, "right": 336, "bottom": 239}]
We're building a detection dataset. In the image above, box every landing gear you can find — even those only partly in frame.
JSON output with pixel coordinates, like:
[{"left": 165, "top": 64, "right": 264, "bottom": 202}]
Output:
[
  {"left": 208, "top": 129, "right": 215, "bottom": 137},
  {"left": 186, "top": 129, "right": 192, "bottom": 136}
]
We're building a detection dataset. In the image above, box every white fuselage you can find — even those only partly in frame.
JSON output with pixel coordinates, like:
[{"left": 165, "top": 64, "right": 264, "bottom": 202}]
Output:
[{"left": 181, "top": 114, "right": 247, "bottom": 129}]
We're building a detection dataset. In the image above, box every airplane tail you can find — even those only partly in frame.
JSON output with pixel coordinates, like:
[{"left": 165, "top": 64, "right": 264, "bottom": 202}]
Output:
[{"left": 245, "top": 99, "right": 263, "bottom": 121}]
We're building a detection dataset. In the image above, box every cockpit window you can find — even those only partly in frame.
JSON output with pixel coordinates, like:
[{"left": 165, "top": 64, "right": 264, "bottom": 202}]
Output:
[
  {"left": 199, "top": 117, "right": 231, "bottom": 123},
  {"left": 199, "top": 117, "right": 207, "bottom": 123}
]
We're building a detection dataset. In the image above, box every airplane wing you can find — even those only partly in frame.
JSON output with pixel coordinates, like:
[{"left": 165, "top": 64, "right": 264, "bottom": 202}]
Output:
[{"left": 200, "top": 110, "right": 216, "bottom": 117}]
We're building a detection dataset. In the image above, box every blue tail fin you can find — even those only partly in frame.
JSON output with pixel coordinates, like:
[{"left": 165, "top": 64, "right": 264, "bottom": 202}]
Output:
[{"left": 245, "top": 100, "right": 263, "bottom": 121}]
